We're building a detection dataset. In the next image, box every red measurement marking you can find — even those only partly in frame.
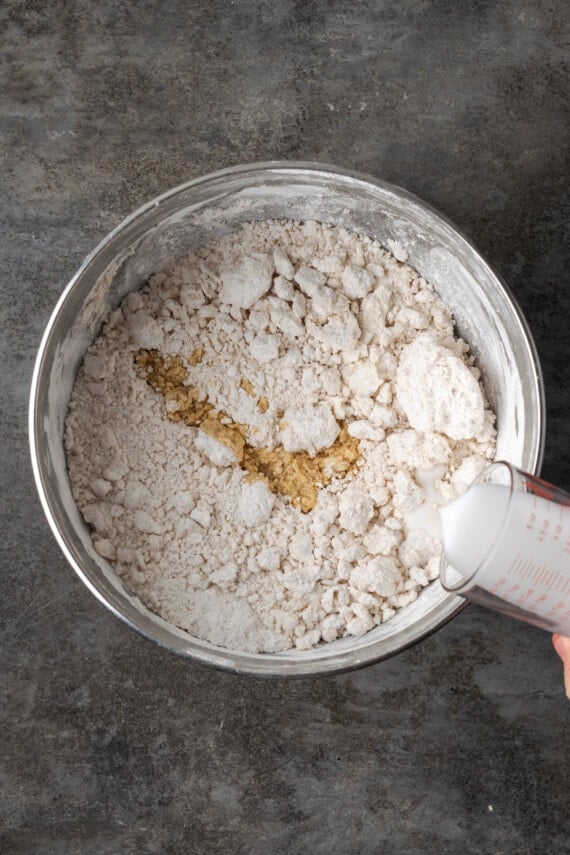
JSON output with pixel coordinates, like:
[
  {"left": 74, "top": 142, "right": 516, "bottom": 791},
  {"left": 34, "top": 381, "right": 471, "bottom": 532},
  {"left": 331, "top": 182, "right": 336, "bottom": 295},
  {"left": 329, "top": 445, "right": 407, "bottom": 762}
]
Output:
[
  {"left": 548, "top": 601, "right": 565, "bottom": 617},
  {"left": 490, "top": 576, "right": 508, "bottom": 595},
  {"left": 538, "top": 518, "right": 551, "bottom": 544},
  {"left": 517, "top": 587, "right": 535, "bottom": 605},
  {"left": 545, "top": 569, "right": 558, "bottom": 589}
]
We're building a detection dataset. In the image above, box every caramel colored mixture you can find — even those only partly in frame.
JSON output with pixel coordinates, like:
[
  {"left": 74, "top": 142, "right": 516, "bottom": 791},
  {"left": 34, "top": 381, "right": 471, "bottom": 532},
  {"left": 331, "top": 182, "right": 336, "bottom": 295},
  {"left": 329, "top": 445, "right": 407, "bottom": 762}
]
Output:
[
  {"left": 241, "top": 424, "right": 360, "bottom": 513},
  {"left": 136, "top": 349, "right": 361, "bottom": 512},
  {"left": 239, "top": 378, "right": 255, "bottom": 397},
  {"left": 188, "top": 347, "right": 204, "bottom": 366},
  {"left": 137, "top": 350, "right": 212, "bottom": 425}
]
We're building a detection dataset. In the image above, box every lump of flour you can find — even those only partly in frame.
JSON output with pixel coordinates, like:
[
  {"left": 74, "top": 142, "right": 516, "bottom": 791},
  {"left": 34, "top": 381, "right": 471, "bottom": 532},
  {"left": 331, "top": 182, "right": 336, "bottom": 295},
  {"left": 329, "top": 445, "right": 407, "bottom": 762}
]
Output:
[
  {"left": 280, "top": 403, "right": 340, "bottom": 454},
  {"left": 65, "top": 220, "right": 496, "bottom": 654},
  {"left": 219, "top": 253, "right": 274, "bottom": 309},
  {"left": 239, "top": 480, "right": 275, "bottom": 527},
  {"left": 396, "top": 334, "right": 485, "bottom": 440}
]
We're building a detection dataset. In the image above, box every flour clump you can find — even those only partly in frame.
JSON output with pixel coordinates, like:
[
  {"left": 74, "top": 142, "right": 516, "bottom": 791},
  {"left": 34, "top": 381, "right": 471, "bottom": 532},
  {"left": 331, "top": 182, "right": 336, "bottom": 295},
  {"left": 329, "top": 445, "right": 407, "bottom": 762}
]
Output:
[
  {"left": 65, "top": 219, "right": 496, "bottom": 653},
  {"left": 396, "top": 334, "right": 485, "bottom": 440}
]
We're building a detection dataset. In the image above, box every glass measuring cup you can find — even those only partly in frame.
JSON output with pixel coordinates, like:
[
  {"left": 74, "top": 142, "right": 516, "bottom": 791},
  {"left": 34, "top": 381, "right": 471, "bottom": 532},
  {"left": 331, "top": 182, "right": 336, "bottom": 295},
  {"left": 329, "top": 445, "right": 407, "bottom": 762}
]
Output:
[{"left": 440, "top": 462, "right": 570, "bottom": 633}]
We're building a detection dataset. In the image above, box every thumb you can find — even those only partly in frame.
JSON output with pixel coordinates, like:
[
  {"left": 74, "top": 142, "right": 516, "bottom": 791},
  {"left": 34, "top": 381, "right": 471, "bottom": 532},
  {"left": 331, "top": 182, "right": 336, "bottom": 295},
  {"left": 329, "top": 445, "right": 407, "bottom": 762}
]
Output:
[{"left": 552, "top": 635, "right": 570, "bottom": 700}]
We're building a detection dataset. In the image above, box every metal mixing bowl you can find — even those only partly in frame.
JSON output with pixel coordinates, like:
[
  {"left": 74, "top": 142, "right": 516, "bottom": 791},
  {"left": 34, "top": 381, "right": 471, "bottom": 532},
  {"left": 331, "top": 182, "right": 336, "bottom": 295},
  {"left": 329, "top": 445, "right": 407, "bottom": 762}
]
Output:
[{"left": 29, "top": 162, "right": 545, "bottom": 676}]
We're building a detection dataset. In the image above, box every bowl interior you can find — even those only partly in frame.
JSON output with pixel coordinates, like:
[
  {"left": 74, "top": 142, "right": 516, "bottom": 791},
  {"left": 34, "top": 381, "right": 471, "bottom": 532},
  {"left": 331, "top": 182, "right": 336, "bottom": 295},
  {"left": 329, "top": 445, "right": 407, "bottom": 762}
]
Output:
[{"left": 30, "top": 163, "right": 544, "bottom": 675}]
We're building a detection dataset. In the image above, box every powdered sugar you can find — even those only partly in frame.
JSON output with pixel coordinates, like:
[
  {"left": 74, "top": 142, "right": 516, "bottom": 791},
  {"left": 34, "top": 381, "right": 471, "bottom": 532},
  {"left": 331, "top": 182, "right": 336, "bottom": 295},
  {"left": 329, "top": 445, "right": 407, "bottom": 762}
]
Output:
[{"left": 65, "top": 219, "right": 496, "bottom": 654}]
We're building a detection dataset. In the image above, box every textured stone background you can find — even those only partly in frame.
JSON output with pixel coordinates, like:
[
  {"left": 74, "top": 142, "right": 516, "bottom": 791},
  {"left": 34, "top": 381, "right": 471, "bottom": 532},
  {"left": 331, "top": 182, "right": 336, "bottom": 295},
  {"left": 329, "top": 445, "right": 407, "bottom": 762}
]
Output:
[{"left": 1, "top": 1, "right": 568, "bottom": 853}]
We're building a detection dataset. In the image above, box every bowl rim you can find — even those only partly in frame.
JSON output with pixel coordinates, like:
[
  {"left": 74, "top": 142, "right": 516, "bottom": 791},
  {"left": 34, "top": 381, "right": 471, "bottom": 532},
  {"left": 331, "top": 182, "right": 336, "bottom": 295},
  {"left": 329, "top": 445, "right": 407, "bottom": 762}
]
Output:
[{"left": 28, "top": 160, "right": 546, "bottom": 676}]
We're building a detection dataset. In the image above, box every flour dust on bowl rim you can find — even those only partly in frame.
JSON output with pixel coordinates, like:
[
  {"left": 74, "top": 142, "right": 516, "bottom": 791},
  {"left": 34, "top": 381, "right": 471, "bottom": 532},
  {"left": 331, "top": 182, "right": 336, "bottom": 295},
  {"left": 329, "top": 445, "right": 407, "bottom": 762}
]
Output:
[{"left": 29, "top": 161, "right": 545, "bottom": 676}]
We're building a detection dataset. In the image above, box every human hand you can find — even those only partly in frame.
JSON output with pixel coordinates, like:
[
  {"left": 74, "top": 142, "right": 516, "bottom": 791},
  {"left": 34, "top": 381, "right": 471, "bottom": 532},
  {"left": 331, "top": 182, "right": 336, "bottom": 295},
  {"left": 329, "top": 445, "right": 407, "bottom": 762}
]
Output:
[{"left": 552, "top": 635, "right": 570, "bottom": 699}]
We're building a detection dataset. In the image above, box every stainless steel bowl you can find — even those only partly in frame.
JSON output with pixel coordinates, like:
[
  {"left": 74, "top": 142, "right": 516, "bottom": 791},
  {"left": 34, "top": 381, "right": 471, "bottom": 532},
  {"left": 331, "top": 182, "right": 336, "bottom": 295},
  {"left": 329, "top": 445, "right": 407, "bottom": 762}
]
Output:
[{"left": 29, "top": 162, "right": 545, "bottom": 676}]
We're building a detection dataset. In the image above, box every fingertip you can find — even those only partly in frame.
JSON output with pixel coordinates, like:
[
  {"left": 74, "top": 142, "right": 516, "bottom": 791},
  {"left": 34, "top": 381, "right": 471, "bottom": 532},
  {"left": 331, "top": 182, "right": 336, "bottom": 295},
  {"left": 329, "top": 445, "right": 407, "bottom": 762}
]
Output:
[
  {"left": 552, "top": 634, "right": 565, "bottom": 661},
  {"left": 552, "top": 634, "right": 570, "bottom": 657}
]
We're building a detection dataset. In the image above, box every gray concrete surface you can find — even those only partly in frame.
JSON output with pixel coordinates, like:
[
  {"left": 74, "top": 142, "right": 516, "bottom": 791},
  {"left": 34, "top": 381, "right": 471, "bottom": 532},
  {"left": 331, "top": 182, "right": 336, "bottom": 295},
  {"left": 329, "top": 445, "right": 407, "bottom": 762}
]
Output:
[{"left": 1, "top": 1, "right": 569, "bottom": 852}]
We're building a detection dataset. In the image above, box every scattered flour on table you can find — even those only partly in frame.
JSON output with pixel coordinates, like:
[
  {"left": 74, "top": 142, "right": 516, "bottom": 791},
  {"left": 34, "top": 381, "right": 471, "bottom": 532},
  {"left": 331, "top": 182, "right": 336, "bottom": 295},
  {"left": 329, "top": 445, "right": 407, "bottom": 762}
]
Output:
[{"left": 65, "top": 219, "right": 496, "bottom": 653}]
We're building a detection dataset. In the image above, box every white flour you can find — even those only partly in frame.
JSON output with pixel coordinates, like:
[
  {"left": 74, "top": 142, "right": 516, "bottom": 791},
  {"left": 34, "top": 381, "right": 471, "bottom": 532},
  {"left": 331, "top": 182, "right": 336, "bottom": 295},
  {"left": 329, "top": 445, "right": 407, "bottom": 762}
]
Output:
[{"left": 65, "top": 220, "right": 496, "bottom": 653}]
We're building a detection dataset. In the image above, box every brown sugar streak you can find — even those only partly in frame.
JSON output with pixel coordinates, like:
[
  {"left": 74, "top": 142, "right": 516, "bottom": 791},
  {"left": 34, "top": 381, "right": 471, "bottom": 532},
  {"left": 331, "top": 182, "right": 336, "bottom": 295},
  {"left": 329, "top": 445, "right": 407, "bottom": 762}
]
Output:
[
  {"left": 239, "top": 378, "right": 255, "bottom": 396},
  {"left": 136, "top": 349, "right": 361, "bottom": 513},
  {"left": 188, "top": 347, "right": 204, "bottom": 365}
]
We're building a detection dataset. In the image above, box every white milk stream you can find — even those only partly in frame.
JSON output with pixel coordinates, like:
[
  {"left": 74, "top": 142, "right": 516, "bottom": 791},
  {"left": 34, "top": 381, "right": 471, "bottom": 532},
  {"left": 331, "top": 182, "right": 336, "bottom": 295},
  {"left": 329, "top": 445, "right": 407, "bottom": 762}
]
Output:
[{"left": 439, "top": 472, "right": 570, "bottom": 634}]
